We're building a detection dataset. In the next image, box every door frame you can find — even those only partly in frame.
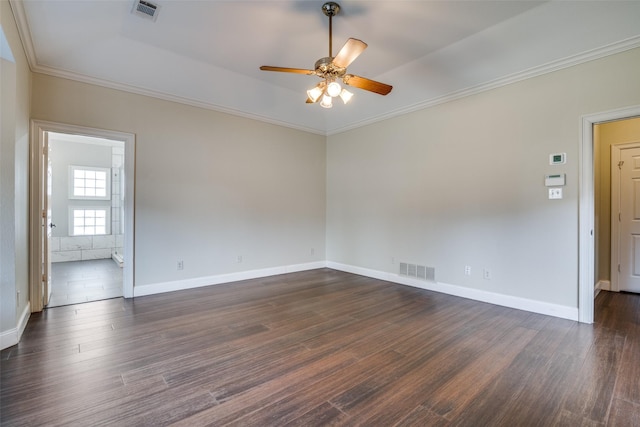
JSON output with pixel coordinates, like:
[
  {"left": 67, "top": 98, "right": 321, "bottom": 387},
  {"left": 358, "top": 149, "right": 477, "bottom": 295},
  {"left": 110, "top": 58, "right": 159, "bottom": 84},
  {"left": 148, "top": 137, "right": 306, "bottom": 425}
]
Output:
[
  {"left": 611, "top": 142, "right": 640, "bottom": 292},
  {"left": 29, "top": 120, "right": 136, "bottom": 311},
  {"left": 579, "top": 105, "right": 640, "bottom": 323}
]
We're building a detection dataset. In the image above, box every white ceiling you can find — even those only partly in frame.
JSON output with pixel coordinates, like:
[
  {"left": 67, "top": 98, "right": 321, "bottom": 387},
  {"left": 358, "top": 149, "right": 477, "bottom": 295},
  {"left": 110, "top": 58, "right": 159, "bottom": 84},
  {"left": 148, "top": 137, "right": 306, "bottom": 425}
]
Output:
[{"left": 11, "top": 0, "right": 640, "bottom": 135}]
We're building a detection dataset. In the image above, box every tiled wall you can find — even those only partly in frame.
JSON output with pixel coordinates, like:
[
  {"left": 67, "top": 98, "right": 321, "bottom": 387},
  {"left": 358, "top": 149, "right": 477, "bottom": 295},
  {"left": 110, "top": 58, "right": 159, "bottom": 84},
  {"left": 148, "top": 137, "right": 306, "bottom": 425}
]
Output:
[
  {"left": 51, "top": 145, "right": 126, "bottom": 264},
  {"left": 50, "top": 235, "right": 124, "bottom": 263}
]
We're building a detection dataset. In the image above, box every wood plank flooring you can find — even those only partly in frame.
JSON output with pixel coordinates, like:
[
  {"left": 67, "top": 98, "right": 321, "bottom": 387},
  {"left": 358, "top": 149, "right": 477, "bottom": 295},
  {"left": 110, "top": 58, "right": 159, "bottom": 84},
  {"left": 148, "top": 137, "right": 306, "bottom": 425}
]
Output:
[{"left": 1, "top": 268, "right": 639, "bottom": 426}]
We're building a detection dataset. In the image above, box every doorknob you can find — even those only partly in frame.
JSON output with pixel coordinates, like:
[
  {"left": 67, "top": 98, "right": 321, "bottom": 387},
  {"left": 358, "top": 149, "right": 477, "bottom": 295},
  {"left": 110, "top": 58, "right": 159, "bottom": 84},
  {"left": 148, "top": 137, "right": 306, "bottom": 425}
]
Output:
[{"left": 49, "top": 222, "right": 56, "bottom": 229}]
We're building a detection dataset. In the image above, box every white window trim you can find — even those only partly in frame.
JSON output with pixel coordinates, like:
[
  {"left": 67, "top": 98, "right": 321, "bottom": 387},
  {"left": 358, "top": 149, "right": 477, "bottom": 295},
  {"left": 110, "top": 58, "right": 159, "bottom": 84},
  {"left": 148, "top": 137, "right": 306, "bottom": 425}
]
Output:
[
  {"left": 69, "top": 165, "right": 111, "bottom": 201},
  {"left": 68, "top": 206, "right": 111, "bottom": 236}
]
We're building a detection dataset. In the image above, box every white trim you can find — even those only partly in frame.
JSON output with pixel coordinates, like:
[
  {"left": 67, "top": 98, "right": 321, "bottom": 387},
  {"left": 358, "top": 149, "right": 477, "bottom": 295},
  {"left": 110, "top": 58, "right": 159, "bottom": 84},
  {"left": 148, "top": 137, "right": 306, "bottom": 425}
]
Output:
[
  {"left": 328, "top": 37, "right": 640, "bottom": 136},
  {"left": 10, "top": 0, "right": 640, "bottom": 137},
  {"left": 134, "top": 261, "right": 327, "bottom": 297},
  {"left": 28, "top": 37, "right": 640, "bottom": 138},
  {"left": 0, "top": 330, "right": 17, "bottom": 351},
  {"left": 0, "top": 302, "right": 31, "bottom": 351},
  {"left": 579, "top": 105, "right": 640, "bottom": 324},
  {"left": 594, "top": 280, "right": 610, "bottom": 299},
  {"left": 596, "top": 280, "right": 611, "bottom": 292},
  {"left": 30, "top": 120, "right": 136, "bottom": 308},
  {"left": 7, "top": 0, "right": 37, "bottom": 69},
  {"left": 327, "top": 262, "right": 579, "bottom": 321}
]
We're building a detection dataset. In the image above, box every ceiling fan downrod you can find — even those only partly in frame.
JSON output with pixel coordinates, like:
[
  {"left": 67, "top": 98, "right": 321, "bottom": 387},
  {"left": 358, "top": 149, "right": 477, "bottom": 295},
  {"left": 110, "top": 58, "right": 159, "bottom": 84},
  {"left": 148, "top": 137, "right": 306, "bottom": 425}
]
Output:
[{"left": 322, "top": 2, "right": 340, "bottom": 58}]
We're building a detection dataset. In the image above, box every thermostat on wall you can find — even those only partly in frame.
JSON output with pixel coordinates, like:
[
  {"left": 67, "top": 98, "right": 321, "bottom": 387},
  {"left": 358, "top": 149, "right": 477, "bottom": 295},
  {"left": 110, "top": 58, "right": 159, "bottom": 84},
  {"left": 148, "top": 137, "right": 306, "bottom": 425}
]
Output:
[{"left": 550, "top": 153, "right": 566, "bottom": 165}]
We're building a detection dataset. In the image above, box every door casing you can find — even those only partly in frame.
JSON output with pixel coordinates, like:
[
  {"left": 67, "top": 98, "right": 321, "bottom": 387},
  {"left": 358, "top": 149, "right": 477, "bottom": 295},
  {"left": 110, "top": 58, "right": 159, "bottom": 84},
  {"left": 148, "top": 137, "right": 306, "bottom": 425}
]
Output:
[
  {"left": 30, "top": 120, "right": 135, "bottom": 311},
  {"left": 580, "top": 105, "right": 640, "bottom": 323}
]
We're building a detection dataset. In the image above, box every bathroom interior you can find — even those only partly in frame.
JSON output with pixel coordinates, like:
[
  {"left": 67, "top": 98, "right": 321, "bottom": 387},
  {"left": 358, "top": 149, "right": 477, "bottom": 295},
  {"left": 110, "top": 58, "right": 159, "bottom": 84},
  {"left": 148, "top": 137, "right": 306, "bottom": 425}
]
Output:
[{"left": 47, "top": 132, "right": 125, "bottom": 307}]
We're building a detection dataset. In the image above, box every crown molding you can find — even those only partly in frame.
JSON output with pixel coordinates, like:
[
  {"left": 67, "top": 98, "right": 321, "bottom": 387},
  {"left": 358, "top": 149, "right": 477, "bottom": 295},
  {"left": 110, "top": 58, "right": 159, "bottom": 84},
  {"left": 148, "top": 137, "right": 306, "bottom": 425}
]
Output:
[
  {"left": 10, "top": 0, "right": 640, "bottom": 137},
  {"left": 8, "top": 0, "right": 37, "bottom": 70},
  {"left": 326, "top": 36, "right": 640, "bottom": 136},
  {"left": 30, "top": 63, "right": 327, "bottom": 136}
]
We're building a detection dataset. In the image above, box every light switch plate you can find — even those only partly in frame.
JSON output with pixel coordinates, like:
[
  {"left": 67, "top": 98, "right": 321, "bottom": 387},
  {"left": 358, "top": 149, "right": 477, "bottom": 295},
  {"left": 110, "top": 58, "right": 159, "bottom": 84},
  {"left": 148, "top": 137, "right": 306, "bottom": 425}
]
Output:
[{"left": 549, "top": 188, "right": 563, "bottom": 199}]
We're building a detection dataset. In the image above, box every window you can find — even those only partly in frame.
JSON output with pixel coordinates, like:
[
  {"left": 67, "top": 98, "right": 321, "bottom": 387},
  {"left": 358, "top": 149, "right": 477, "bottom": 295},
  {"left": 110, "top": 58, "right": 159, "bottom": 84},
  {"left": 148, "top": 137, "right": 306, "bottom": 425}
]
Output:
[
  {"left": 69, "top": 207, "right": 110, "bottom": 236},
  {"left": 69, "top": 166, "right": 111, "bottom": 200}
]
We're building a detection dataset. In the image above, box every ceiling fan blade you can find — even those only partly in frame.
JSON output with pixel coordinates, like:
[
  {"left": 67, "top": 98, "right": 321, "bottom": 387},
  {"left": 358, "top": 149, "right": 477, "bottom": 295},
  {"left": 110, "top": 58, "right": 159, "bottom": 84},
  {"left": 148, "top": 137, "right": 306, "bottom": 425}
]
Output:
[
  {"left": 343, "top": 74, "right": 393, "bottom": 96},
  {"left": 260, "top": 66, "right": 315, "bottom": 75},
  {"left": 332, "top": 38, "right": 367, "bottom": 69}
]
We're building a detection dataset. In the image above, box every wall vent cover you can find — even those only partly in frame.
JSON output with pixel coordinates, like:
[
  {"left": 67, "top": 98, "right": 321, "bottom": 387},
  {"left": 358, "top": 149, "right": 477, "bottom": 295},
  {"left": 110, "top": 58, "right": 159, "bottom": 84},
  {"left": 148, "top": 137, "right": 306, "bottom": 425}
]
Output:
[
  {"left": 132, "top": 0, "right": 160, "bottom": 21},
  {"left": 399, "top": 262, "right": 408, "bottom": 276},
  {"left": 399, "top": 262, "right": 435, "bottom": 282}
]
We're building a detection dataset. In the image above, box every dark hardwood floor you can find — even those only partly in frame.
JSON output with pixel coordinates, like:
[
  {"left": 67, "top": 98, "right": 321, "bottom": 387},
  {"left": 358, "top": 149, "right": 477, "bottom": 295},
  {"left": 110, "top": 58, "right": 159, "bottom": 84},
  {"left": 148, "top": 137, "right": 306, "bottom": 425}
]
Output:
[{"left": 1, "top": 268, "right": 639, "bottom": 426}]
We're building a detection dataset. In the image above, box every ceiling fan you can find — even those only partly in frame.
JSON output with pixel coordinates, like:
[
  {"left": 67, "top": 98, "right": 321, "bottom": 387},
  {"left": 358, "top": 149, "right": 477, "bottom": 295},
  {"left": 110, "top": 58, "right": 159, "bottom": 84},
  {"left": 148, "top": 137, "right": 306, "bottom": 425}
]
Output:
[{"left": 259, "top": 2, "right": 392, "bottom": 108}]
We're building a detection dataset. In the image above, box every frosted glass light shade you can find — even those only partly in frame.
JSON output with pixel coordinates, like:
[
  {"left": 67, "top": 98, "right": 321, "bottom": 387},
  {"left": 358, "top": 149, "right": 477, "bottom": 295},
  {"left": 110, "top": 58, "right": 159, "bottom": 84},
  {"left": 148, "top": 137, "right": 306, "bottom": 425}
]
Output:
[
  {"left": 327, "top": 81, "right": 342, "bottom": 97},
  {"left": 320, "top": 94, "right": 333, "bottom": 108},
  {"left": 307, "top": 84, "right": 324, "bottom": 103},
  {"left": 339, "top": 88, "right": 354, "bottom": 104}
]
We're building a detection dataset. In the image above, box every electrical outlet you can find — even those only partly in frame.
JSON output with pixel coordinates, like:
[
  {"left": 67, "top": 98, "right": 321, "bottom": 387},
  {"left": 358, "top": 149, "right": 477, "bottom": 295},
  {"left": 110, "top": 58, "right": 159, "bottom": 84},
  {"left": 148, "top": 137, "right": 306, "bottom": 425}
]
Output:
[
  {"left": 237, "top": 255, "right": 243, "bottom": 263},
  {"left": 391, "top": 257, "right": 395, "bottom": 265},
  {"left": 17, "top": 291, "right": 20, "bottom": 306},
  {"left": 177, "top": 260, "right": 184, "bottom": 270},
  {"left": 464, "top": 266, "right": 471, "bottom": 276},
  {"left": 483, "top": 268, "right": 491, "bottom": 280},
  {"left": 311, "top": 248, "right": 315, "bottom": 255}
]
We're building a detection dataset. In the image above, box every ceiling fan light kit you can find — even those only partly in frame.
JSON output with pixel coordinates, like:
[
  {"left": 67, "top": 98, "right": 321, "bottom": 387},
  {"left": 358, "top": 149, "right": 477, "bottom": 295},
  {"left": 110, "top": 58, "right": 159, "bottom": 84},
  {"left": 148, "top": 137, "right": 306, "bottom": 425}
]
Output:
[{"left": 260, "top": 1, "right": 392, "bottom": 109}]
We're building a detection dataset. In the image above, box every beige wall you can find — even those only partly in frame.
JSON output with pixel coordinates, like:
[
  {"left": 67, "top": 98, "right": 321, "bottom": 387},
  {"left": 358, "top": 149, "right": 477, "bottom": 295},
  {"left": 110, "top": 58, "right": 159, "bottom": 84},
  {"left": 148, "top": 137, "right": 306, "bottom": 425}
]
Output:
[
  {"left": 327, "top": 47, "right": 640, "bottom": 309},
  {"left": 594, "top": 117, "right": 640, "bottom": 283},
  {"left": 31, "top": 74, "right": 327, "bottom": 288},
  {"left": 1, "top": 0, "right": 31, "bottom": 347}
]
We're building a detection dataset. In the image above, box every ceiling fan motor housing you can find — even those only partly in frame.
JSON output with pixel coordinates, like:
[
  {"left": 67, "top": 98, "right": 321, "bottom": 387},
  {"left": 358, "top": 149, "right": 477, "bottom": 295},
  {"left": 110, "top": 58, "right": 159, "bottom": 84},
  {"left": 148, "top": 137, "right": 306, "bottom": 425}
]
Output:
[{"left": 314, "top": 57, "right": 346, "bottom": 79}]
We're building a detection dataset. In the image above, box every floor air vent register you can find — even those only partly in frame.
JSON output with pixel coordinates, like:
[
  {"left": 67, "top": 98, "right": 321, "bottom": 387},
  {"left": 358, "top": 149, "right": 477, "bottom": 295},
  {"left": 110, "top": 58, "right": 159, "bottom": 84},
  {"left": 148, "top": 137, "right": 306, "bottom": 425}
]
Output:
[{"left": 399, "top": 262, "right": 435, "bottom": 282}]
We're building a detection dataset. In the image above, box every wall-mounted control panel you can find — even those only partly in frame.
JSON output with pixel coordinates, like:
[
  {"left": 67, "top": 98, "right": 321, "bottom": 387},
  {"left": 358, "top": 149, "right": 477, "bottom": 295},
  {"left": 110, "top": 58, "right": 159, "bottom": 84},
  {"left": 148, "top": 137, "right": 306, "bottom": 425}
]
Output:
[
  {"left": 550, "top": 153, "right": 566, "bottom": 165},
  {"left": 545, "top": 174, "right": 566, "bottom": 187},
  {"left": 547, "top": 153, "right": 566, "bottom": 199}
]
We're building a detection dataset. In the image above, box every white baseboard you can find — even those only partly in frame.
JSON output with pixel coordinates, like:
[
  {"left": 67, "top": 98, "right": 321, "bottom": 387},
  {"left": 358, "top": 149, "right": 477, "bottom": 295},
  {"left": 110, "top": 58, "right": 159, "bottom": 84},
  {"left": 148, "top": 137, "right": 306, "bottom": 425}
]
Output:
[
  {"left": 133, "top": 259, "right": 578, "bottom": 321},
  {"left": 596, "top": 280, "right": 611, "bottom": 291},
  {"left": 1, "top": 302, "right": 31, "bottom": 351},
  {"left": 134, "top": 261, "right": 327, "bottom": 297},
  {"left": 327, "top": 261, "right": 579, "bottom": 321},
  {"left": 594, "top": 280, "right": 611, "bottom": 299},
  {"left": 0, "top": 261, "right": 582, "bottom": 350}
]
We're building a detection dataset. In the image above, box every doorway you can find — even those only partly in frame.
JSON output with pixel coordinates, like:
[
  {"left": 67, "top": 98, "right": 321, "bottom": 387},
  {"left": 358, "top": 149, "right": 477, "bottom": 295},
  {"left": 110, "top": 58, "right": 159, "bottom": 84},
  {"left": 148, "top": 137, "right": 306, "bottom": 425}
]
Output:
[
  {"left": 30, "top": 121, "right": 135, "bottom": 311},
  {"left": 47, "top": 132, "right": 125, "bottom": 306},
  {"left": 580, "top": 106, "right": 640, "bottom": 323}
]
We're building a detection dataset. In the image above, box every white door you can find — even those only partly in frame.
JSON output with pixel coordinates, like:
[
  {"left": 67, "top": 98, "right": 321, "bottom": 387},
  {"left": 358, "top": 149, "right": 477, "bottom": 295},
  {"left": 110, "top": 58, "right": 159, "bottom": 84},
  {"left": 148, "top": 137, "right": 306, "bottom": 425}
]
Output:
[
  {"left": 617, "top": 146, "right": 640, "bottom": 293},
  {"left": 42, "top": 132, "right": 53, "bottom": 305}
]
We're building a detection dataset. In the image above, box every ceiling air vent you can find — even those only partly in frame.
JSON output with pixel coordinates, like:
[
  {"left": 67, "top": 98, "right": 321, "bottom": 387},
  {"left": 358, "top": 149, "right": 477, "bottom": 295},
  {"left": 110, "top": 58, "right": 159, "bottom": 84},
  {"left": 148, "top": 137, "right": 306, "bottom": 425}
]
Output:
[{"left": 132, "top": 0, "right": 160, "bottom": 21}]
